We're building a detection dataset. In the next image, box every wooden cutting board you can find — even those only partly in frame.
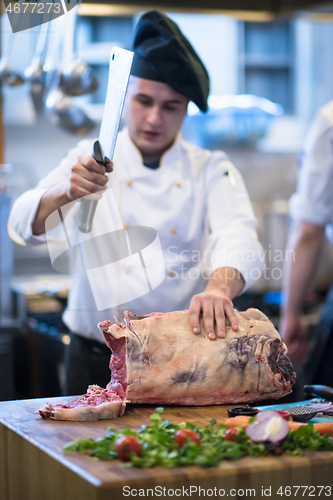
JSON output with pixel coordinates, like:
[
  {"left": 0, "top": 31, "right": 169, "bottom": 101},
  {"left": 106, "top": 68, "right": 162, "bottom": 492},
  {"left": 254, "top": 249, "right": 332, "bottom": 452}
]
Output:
[{"left": 1, "top": 397, "right": 333, "bottom": 500}]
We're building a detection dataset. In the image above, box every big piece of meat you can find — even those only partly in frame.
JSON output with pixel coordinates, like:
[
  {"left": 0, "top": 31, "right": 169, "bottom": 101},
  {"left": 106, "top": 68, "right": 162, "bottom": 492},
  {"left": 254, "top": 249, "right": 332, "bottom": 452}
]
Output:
[{"left": 99, "top": 308, "right": 296, "bottom": 405}]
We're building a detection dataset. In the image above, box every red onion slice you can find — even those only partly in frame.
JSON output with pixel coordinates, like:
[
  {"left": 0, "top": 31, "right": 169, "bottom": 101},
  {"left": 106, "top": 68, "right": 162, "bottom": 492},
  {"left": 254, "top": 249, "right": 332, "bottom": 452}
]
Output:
[
  {"left": 255, "top": 410, "right": 282, "bottom": 422},
  {"left": 246, "top": 413, "right": 289, "bottom": 445},
  {"left": 307, "top": 403, "right": 333, "bottom": 414}
]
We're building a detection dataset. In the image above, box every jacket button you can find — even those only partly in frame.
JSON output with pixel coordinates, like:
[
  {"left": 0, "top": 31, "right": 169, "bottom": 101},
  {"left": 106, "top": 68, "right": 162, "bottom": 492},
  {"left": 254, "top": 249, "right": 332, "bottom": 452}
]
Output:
[
  {"left": 124, "top": 224, "right": 129, "bottom": 229},
  {"left": 124, "top": 268, "right": 130, "bottom": 273},
  {"left": 170, "top": 228, "right": 177, "bottom": 234},
  {"left": 176, "top": 182, "right": 181, "bottom": 187},
  {"left": 168, "top": 271, "right": 175, "bottom": 277},
  {"left": 126, "top": 181, "right": 132, "bottom": 186}
]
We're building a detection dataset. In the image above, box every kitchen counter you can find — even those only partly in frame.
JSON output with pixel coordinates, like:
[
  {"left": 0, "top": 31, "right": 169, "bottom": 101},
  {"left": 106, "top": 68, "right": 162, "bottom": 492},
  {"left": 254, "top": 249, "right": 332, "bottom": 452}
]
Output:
[{"left": 1, "top": 397, "right": 333, "bottom": 500}]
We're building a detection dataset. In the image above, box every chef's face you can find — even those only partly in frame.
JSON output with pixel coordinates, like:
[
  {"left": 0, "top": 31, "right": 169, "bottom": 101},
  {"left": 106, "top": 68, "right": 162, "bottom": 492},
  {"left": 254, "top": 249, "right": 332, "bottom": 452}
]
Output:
[{"left": 124, "top": 76, "right": 189, "bottom": 162}]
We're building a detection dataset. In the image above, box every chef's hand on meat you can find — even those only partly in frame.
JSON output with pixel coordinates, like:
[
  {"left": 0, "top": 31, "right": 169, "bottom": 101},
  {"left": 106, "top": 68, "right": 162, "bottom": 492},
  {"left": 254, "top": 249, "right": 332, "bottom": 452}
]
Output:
[
  {"left": 189, "top": 287, "right": 238, "bottom": 340},
  {"left": 279, "top": 313, "right": 309, "bottom": 364},
  {"left": 189, "top": 268, "right": 245, "bottom": 340},
  {"left": 67, "top": 155, "right": 113, "bottom": 202}
]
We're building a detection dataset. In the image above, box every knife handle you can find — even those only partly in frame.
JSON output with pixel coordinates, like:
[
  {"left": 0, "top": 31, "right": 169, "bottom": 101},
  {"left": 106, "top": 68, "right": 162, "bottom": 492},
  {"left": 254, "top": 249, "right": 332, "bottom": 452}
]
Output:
[
  {"left": 78, "top": 199, "right": 99, "bottom": 233},
  {"left": 78, "top": 141, "right": 110, "bottom": 234},
  {"left": 303, "top": 384, "right": 333, "bottom": 402}
]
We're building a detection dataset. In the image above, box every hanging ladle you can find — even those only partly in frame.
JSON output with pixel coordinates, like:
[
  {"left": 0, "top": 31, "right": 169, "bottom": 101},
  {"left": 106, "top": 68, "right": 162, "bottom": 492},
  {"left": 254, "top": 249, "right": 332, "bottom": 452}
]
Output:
[
  {"left": 45, "top": 12, "right": 95, "bottom": 135},
  {"left": 25, "top": 23, "right": 50, "bottom": 117},
  {"left": 47, "top": 86, "right": 95, "bottom": 135},
  {"left": 59, "top": 8, "right": 98, "bottom": 96}
]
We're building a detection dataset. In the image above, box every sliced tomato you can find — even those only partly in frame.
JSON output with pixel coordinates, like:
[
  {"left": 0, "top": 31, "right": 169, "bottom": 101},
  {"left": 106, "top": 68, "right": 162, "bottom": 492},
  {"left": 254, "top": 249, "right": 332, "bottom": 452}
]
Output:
[
  {"left": 224, "top": 427, "right": 238, "bottom": 441},
  {"left": 175, "top": 428, "right": 201, "bottom": 447},
  {"left": 115, "top": 435, "right": 141, "bottom": 461},
  {"left": 274, "top": 410, "right": 290, "bottom": 421}
]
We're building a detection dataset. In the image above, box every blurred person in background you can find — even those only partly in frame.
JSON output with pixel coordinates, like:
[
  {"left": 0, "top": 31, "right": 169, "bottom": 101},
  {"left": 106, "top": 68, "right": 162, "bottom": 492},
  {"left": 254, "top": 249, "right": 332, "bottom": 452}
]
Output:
[{"left": 280, "top": 100, "right": 333, "bottom": 386}]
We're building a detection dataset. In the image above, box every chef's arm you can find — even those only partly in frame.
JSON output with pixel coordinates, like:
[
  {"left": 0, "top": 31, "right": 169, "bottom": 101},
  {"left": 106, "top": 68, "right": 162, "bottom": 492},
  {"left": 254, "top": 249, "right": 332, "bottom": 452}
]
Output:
[
  {"left": 32, "top": 180, "right": 71, "bottom": 236},
  {"left": 280, "top": 221, "right": 325, "bottom": 362},
  {"left": 32, "top": 156, "right": 112, "bottom": 236},
  {"left": 189, "top": 267, "right": 245, "bottom": 341},
  {"left": 207, "top": 267, "right": 245, "bottom": 297}
]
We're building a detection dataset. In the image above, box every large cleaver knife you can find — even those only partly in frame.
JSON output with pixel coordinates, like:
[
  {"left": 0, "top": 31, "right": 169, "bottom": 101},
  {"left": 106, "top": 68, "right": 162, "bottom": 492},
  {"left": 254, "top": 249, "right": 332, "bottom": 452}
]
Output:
[{"left": 78, "top": 47, "right": 134, "bottom": 233}]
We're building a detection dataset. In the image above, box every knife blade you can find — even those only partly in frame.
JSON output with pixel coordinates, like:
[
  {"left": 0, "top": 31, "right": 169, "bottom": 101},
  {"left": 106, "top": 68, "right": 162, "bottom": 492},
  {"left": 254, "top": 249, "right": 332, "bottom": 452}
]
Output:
[{"left": 78, "top": 47, "right": 134, "bottom": 233}]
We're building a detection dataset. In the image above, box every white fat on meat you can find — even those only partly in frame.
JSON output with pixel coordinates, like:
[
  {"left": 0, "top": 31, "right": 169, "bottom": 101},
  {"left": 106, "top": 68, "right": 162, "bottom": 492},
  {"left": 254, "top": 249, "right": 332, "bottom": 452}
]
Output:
[{"left": 99, "top": 308, "right": 296, "bottom": 406}]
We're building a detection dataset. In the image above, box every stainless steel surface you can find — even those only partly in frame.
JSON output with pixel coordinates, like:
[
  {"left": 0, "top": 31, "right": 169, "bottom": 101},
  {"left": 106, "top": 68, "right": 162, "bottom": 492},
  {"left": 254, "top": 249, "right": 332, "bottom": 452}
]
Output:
[
  {"left": 25, "top": 24, "right": 50, "bottom": 117},
  {"left": 78, "top": 47, "right": 133, "bottom": 233},
  {"left": 78, "top": 199, "right": 98, "bottom": 234},
  {"left": 60, "top": 60, "right": 98, "bottom": 97},
  {"left": 59, "top": 8, "right": 98, "bottom": 97},
  {"left": 45, "top": 14, "right": 95, "bottom": 135},
  {"left": 98, "top": 47, "right": 134, "bottom": 162},
  {"left": 43, "top": 15, "right": 64, "bottom": 97},
  {"left": 47, "top": 87, "right": 95, "bottom": 135}
]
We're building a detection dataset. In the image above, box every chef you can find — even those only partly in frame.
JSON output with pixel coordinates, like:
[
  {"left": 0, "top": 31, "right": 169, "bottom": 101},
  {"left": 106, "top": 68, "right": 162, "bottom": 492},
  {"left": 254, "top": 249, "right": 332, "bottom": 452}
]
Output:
[
  {"left": 8, "top": 11, "right": 264, "bottom": 395},
  {"left": 280, "top": 100, "right": 333, "bottom": 384}
]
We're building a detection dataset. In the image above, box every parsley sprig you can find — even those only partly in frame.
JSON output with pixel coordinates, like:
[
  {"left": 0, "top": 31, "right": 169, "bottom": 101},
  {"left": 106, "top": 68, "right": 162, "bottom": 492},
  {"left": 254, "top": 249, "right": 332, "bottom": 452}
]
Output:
[{"left": 282, "top": 423, "right": 333, "bottom": 456}]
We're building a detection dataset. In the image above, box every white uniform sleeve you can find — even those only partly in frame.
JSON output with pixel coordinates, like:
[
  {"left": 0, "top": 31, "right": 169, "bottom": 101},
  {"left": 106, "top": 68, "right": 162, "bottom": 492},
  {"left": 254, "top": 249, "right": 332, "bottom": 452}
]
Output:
[
  {"left": 204, "top": 154, "right": 265, "bottom": 293},
  {"left": 8, "top": 139, "right": 95, "bottom": 246},
  {"left": 289, "top": 107, "right": 333, "bottom": 227}
]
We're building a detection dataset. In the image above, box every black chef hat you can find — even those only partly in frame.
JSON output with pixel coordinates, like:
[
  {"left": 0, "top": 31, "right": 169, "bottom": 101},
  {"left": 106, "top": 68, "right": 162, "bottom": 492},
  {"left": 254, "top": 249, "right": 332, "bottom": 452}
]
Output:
[{"left": 131, "top": 10, "right": 210, "bottom": 112}]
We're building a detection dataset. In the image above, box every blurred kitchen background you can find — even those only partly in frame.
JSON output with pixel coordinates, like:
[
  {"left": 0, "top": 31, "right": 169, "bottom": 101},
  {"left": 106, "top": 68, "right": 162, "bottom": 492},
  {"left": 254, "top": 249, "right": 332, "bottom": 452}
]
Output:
[{"left": 1, "top": 1, "right": 333, "bottom": 402}]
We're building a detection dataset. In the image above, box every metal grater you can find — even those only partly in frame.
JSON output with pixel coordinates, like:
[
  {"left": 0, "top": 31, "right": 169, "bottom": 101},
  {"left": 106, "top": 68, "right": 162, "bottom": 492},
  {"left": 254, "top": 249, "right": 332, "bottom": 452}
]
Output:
[{"left": 281, "top": 406, "right": 318, "bottom": 422}]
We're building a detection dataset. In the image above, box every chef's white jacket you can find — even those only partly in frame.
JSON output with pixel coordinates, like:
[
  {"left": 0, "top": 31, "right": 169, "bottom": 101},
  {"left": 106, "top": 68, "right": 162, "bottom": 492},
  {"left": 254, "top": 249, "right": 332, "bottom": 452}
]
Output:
[
  {"left": 289, "top": 100, "right": 333, "bottom": 235},
  {"left": 9, "top": 128, "right": 264, "bottom": 341}
]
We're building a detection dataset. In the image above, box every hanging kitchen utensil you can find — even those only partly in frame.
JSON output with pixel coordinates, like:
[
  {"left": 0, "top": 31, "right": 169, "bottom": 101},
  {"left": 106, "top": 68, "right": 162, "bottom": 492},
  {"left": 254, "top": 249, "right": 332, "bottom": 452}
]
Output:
[
  {"left": 78, "top": 47, "right": 134, "bottom": 233},
  {"left": 45, "top": 12, "right": 95, "bottom": 135},
  {"left": 43, "top": 14, "right": 66, "bottom": 97},
  {"left": 0, "top": 30, "right": 24, "bottom": 86},
  {"left": 25, "top": 22, "right": 50, "bottom": 117},
  {"left": 59, "top": 8, "right": 98, "bottom": 97},
  {"left": 60, "top": 60, "right": 98, "bottom": 97},
  {"left": 47, "top": 87, "right": 95, "bottom": 135}
]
